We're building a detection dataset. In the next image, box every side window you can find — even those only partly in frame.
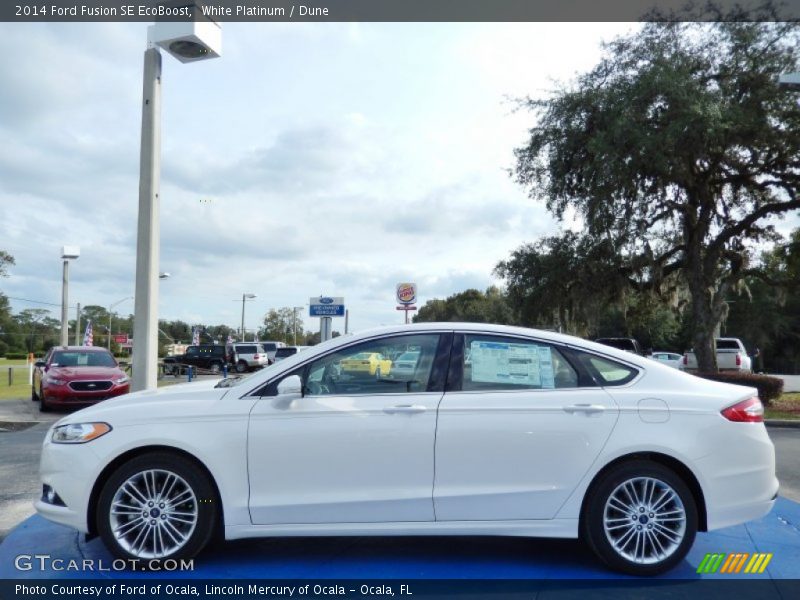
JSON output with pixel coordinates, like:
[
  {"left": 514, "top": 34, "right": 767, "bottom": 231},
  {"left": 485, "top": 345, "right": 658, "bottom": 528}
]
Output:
[
  {"left": 461, "top": 335, "right": 578, "bottom": 391},
  {"left": 303, "top": 334, "right": 441, "bottom": 396},
  {"left": 575, "top": 351, "right": 639, "bottom": 386},
  {"left": 186, "top": 347, "right": 199, "bottom": 356}
]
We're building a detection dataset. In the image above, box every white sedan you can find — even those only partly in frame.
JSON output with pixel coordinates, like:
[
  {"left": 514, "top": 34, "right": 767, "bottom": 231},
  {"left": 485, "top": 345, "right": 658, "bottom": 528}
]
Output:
[{"left": 35, "top": 323, "right": 778, "bottom": 576}]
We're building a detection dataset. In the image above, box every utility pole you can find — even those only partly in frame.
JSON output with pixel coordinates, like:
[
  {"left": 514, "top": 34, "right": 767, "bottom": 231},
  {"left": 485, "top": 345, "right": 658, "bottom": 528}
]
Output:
[{"left": 74, "top": 303, "right": 81, "bottom": 345}]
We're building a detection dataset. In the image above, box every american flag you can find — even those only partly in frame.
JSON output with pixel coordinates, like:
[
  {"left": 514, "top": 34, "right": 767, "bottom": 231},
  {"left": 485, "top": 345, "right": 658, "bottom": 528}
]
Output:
[
  {"left": 192, "top": 326, "right": 200, "bottom": 346},
  {"left": 83, "top": 320, "right": 93, "bottom": 346}
]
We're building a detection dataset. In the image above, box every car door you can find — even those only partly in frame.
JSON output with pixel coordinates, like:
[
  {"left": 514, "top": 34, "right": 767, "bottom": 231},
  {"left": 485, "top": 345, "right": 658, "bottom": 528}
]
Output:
[
  {"left": 434, "top": 333, "right": 622, "bottom": 521},
  {"left": 247, "top": 332, "right": 452, "bottom": 525}
]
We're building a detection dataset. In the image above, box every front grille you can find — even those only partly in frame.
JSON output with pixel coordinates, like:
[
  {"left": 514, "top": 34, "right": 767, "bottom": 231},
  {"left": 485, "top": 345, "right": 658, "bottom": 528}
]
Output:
[{"left": 68, "top": 380, "right": 113, "bottom": 392}]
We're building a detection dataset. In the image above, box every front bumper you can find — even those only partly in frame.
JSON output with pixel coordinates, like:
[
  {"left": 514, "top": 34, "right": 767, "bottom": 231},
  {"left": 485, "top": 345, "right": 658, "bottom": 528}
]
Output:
[
  {"left": 43, "top": 383, "right": 129, "bottom": 408},
  {"left": 35, "top": 435, "right": 103, "bottom": 533}
]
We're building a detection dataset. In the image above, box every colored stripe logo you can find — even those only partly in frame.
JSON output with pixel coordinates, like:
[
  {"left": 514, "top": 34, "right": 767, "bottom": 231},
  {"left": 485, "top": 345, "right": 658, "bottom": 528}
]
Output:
[{"left": 697, "top": 552, "right": 772, "bottom": 574}]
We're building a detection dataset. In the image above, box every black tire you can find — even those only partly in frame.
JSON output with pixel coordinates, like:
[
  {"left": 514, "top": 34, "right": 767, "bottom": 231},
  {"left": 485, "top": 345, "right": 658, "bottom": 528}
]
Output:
[
  {"left": 97, "top": 452, "right": 218, "bottom": 562},
  {"left": 39, "top": 392, "right": 51, "bottom": 412},
  {"left": 235, "top": 361, "right": 248, "bottom": 374},
  {"left": 582, "top": 460, "right": 697, "bottom": 576},
  {"left": 209, "top": 362, "right": 222, "bottom": 374},
  {"left": 31, "top": 386, "right": 39, "bottom": 402}
]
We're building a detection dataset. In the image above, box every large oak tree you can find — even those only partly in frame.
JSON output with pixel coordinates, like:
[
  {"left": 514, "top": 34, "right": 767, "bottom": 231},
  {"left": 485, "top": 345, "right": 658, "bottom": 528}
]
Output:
[{"left": 513, "top": 11, "right": 800, "bottom": 370}]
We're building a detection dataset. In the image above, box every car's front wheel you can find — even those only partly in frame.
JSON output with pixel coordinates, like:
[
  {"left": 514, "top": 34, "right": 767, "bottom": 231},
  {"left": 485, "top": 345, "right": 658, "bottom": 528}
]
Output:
[
  {"left": 97, "top": 452, "right": 218, "bottom": 562},
  {"left": 582, "top": 460, "right": 697, "bottom": 576}
]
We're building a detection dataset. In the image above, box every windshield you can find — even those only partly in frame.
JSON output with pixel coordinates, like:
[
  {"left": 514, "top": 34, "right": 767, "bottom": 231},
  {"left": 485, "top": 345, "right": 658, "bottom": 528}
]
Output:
[{"left": 51, "top": 351, "right": 117, "bottom": 367}]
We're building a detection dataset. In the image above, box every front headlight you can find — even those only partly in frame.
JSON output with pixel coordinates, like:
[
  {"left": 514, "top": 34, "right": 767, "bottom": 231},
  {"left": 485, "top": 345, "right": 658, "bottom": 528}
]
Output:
[
  {"left": 114, "top": 375, "right": 130, "bottom": 385},
  {"left": 45, "top": 376, "right": 66, "bottom": 386},
  {"left": 51, "top": 422, "right": 112, "bottom": 444}
]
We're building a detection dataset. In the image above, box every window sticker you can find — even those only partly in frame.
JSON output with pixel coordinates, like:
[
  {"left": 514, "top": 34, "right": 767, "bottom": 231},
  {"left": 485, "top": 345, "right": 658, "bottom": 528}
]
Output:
[{"left": 469, "top": 341, "right": 556, "bottom": 388}]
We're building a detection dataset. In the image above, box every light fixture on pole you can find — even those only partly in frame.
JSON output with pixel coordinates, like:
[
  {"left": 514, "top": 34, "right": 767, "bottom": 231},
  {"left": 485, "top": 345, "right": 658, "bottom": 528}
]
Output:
[
  {"left": 241, "top": 293, "right": 256, "bottom": 342},
  {"left": 60, "top": 246, "right": 80, "bottom": 347},
  {"left": 131, "top": 4, "right": 221, "bottom": 392}
]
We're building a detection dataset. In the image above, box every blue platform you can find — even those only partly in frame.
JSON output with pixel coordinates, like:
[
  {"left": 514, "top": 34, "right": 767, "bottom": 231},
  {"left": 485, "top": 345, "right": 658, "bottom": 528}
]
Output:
[{"left": 2, "top": 497, "right": 799, "bottom": 580}]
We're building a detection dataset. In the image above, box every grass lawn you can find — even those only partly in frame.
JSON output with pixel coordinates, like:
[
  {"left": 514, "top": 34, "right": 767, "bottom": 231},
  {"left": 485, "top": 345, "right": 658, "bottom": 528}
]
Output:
[{"left": 765, "top": 392, "right": 800, "bottom": 420}]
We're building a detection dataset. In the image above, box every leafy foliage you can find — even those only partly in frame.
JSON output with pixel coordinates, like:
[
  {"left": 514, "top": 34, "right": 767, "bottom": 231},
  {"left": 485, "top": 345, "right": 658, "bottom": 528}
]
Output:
[
  {"left": 512, "top": 12, "right": 800, "bottom": 370},
  {"left": 413, "top": 287, "right": 514, "bottom": 325}
]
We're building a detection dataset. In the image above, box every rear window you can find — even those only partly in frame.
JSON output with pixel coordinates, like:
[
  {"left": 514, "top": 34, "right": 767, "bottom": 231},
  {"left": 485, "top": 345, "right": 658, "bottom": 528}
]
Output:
[
  {"left": 262, "top": 343, "right": 277, "bottom": 352},
  {"left": 236, "top": 345, "right": 257, "bottom": 354},
  {"left": 716, "top": 340, "right": 741, "bottom": 350},
  {"left": 576, "top": 351, "right": 638, "bottom": 386}
]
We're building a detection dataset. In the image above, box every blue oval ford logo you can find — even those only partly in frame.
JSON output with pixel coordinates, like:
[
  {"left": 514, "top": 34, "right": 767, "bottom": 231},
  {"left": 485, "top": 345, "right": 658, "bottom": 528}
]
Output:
[{"left": 320, "top": 297, "right": 334, "bottom": 304}]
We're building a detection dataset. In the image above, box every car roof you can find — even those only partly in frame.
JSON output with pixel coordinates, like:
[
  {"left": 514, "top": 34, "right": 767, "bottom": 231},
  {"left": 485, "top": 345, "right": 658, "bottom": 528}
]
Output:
[{"left": 51, "top": 346, "right": 111, "bottom": 352}]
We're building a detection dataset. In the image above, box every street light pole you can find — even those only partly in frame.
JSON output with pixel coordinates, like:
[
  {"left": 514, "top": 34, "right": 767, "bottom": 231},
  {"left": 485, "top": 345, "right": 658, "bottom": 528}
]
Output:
[
  {"left": 293, "top": 306, "right": 303, "bottom": 346},
  {"left": 108, "top": 296, "right": 134, "bottom": 351},
  {"left": 132, "top": 47, "right": 162, "bottom": 392},
  {"left": 59, "top": 246, "right": 79, "bottom": 347},
  {"left": 60, "top": 260, "right": 69, "bottom": 346},
  {"left": 241, "top": 293, "right": 256, "bottom": 342}
]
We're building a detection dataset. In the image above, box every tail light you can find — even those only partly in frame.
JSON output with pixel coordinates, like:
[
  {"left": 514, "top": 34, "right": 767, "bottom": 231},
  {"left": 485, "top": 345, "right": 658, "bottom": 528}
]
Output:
[
  {"left": 735, "top": 354, "right": 742, "bottom": 366},
  {"left": 253, "top": 354, "right": 260, "bottom": 360},
  {"left": 721, "top": 397, "right": 764, "bottom": 423},
  {"left": 683, "top": 354, "right": 688, "bottom": 365}
]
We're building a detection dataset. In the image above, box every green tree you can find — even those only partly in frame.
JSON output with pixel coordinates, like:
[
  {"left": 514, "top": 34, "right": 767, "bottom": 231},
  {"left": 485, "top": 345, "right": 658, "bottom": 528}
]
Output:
[
  {"left": 260, "top": 308, "right": 305, "bottom": 344},
  {"left": 0, "top": 250, "right": 13, "bottom": 278},
  {"left": 414, "top": 286, "right": 514, "bottom": 324},
  {"left": 513, "top": 11, "right": 800, "bottom": 371}
]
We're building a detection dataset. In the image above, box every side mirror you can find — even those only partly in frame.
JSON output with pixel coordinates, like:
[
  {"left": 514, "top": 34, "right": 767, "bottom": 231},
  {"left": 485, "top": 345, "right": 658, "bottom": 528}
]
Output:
[
  {"left": 118, "top": 361, "right": 130, "bottom": 368},
  {"left": 277, "top": 374, "right": 303, "bottom": 397},
  {"left": 34, "top": 361, "right": 47, "bottom": 368}
]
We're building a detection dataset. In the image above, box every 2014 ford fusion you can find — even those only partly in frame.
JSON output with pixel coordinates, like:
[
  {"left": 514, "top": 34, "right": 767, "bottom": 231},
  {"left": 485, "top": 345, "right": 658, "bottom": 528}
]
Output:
[{"left": 36, "top": 323, "right": 778, "bottom": 575}]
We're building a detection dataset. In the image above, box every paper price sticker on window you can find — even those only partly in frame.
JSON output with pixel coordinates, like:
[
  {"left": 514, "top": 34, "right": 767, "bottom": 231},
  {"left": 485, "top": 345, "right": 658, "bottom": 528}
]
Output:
[{"left": 470, "top": 341, "right": 556, "bottom": 389}]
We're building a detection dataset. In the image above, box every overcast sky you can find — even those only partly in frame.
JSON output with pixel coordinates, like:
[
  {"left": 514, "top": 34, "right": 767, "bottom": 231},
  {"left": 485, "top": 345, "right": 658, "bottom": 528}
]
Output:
[{"left": 0, "top": 21, "right": 643, "bottom": 336}]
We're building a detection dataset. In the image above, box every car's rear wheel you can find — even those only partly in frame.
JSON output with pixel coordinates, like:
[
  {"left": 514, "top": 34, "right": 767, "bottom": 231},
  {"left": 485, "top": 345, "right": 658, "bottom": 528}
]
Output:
[
  {"left": 236, "top": 361, "right": 248, "bottom": 373},
  {"left": 39, "top": 391, "right": 51, "bottom": 412},
  {"left": 582, "top": 460, "right": 697, "bottom": 576},
  {"left": 31, "top": 386, "right": 39, "bottom": 402},
  {"left": 97, "top": 452, "right": 217, "bottom": 562},
  {"left": 209, "top": 362, "right": 221, "bottom": 374}
]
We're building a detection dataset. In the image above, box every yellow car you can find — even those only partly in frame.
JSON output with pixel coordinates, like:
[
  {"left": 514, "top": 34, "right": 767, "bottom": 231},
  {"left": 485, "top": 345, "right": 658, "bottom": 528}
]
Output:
[{"left": 339, "top": 352, "right": 392, "bottom": 378}]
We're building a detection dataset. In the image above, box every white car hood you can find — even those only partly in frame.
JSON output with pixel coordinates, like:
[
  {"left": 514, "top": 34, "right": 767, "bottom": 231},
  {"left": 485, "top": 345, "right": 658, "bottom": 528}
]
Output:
[{"left": 55, "top": 377, "right": 229, "bottom": 426}]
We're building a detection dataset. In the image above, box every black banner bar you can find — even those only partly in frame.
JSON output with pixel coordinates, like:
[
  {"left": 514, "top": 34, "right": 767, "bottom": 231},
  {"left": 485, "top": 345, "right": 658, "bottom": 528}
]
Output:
[
  {"left": 2, "top": 0, "right": 800, "bottom": 23},
  {"left": 2, "top": 579, "right": 800, "bottom": 600}
]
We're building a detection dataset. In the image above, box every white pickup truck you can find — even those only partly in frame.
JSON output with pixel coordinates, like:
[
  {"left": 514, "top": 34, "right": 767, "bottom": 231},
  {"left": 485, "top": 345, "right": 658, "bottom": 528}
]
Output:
[{"left": 682, "top": 338, "right": 752, "bottom": 373}]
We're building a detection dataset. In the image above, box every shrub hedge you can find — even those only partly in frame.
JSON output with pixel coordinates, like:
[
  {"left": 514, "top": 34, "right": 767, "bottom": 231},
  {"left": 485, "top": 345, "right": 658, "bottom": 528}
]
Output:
[
  {"left": 3, "top": 352, "right": 31, "bottom": 360},
  {"left": 695, "top": 371, "right": 784, "bottom": 405}
]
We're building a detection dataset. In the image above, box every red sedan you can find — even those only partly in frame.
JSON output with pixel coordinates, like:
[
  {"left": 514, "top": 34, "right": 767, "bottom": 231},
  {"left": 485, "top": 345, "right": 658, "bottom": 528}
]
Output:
[{"left": 32, "top": 346, "right": 130, "bottom": 412}]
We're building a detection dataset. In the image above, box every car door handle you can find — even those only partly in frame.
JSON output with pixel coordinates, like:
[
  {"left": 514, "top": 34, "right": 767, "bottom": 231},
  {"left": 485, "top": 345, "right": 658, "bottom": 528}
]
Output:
[
  {"left": 563, "top": 404, "right": 606, "bottom": 415},
  {"left": 383, "top": 404, "right": 427, "bottom": 414}
]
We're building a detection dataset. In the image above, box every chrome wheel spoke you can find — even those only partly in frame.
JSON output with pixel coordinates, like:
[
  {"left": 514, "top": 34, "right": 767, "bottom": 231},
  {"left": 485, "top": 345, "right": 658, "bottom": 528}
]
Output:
[
  {"left": 109, "top": 468, "right": 198, "bottom": 560},
  {"left": 603, "top": 476, "right": 686, "bottom": 565}
]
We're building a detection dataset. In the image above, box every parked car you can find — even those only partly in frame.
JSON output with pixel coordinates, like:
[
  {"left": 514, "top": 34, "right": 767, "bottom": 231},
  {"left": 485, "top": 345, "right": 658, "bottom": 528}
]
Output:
[
  {"left": 226, "top": 343, "right": 268, "bottom": 373},
  {"left": 340, "top": 351, "right": 392, "bottom": 378},
  {"left": 648, "top": 352, "right": 683, "bottom": 370},
  {"left": 390, "top": 351, "right": 420, "bottom": 379},
  {"left": 32, "top": 346, "right": 130, "bottom": 412},
  {"left": 594, "top": 337, "right": 644, "bottom": 355},
  {"left": 257, "top": 340, "right": 286, "bottom": 362},
  {"left": 273, "top": 346, "right": 310, "bottom": 362},
  {"left": 35, "top": 323, "right": 777, "bottom": 576},
  {"left": 683, "top": 338, "right": 752, "bottom": 373},
  {"left": 162, "top": 344, "right": 227, "bottom": 375}
]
